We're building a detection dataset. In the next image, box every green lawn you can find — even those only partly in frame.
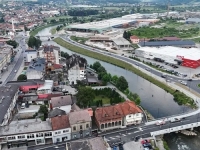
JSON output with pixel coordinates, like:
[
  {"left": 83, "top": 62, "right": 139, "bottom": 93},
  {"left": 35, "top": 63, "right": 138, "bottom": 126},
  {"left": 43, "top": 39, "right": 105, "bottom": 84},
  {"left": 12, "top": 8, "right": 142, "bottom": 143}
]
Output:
[
  {"left": 50, "top": 28, "right": 57, "bottom": 35},
  {"left": 94, "top": 95, "right": 110, "bottom": 105},
  {"left": 46, "top": 16, "right": 72, "bottom": 22},
  {"left": 198, "top": 84, "right": 200, "bottom": 88}
]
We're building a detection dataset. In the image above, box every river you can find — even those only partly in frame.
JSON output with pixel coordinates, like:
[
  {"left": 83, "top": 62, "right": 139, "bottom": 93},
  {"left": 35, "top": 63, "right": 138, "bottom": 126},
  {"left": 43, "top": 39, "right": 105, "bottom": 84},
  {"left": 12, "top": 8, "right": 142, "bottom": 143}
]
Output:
[{"left": 37, "top": 26, "right": 198, "bottom": 150}]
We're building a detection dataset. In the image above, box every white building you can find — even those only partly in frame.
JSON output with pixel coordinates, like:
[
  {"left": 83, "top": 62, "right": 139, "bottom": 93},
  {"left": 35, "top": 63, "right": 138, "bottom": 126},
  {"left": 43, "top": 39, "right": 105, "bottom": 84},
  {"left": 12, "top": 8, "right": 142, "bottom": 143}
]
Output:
[
  {"left": 37, "top": 80, "right": 53, "bottom": 94},
  {"left": 66, "top": 54, "right": 87, "bottom": 85},
  {"left": 112, "top": 37, "right": 133, "bottom": 50},
  {"left": 40, "top": 10, "right": 60, "bottom": 15},
  {"left": 24, "top": 49, "right": 37, "bottom": 65},
  {"left": 0, "top": 46, "right": 13, "bottom": 72},
  {"left": 0, "top": 85, "right": 19, "bottom": 126}
]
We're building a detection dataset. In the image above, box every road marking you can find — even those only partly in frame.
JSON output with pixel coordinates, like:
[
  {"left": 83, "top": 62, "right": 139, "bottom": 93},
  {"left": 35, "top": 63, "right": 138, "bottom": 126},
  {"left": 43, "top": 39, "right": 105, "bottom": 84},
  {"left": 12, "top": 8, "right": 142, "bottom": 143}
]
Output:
[{"left": 128, "top": 133, "right": 132, "bottom": 135}]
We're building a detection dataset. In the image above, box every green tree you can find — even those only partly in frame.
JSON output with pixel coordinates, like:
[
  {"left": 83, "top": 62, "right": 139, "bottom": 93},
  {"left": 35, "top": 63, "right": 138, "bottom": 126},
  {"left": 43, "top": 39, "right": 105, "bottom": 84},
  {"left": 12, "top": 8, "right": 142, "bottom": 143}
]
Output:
[
  {"left": 38, "top": 105, "right": 48, "bottom": 121},
  {"left": 76, "top": 87, "right": 95, "bottom": 108},
  {"left": 102, "top": 73, "right": 110, "bottom": 85},
  {"left": 28, "top": 36, "right": 41, "bottom": 49},
  {"left": 116, "top": 76, "right": 128, "bottom": 91},
  {"left": 112, "top": 75, "right": 118, "bottom": 84},
  {"left": 92, "top": 61, "right": 101, "bottom": 71},
  {"left": 97, "top": 66, "right": 106, "bottom": 73},
  {"left": 61, "top": 51, "right": 69, "bottom": 58},
  {"left": 17, "top": 74, "right": 27, "bottom": 81},
  {"left": 6, "top": 40, "right": 18, "bottom": 48}
]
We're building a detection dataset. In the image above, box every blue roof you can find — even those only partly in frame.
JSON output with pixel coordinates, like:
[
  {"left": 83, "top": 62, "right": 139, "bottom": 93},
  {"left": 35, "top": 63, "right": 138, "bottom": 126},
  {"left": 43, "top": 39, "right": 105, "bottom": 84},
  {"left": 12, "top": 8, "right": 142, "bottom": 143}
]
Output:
[
  {"left": 139, "top": 40, "right": 195, "bottom": 47},
  {"left": 27, "top": 57, "right": 45, "bottom": 73}
]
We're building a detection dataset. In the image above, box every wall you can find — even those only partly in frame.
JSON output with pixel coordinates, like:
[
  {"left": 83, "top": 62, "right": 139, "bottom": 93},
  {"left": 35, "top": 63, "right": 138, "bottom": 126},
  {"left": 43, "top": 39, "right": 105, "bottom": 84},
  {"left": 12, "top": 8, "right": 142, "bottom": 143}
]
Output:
[
  {"left": 52, "top": 128, "right": 71, "bottom": 143},
  {"left": 71, "top": 121, "right": 91, "bottom": 139},
  {"left": 24, "top": 52, "right": 37, "bottom": 63},
  {"left": 124, "top": 113, "right": 143, "bottom": 126}
]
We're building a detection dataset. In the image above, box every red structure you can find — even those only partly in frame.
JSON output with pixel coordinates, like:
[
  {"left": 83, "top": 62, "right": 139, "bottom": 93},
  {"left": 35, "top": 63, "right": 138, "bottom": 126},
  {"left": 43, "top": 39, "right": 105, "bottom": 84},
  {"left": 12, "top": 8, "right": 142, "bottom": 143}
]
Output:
[{"left": 20, "top": 84, "right": 43, "bottom": 93}]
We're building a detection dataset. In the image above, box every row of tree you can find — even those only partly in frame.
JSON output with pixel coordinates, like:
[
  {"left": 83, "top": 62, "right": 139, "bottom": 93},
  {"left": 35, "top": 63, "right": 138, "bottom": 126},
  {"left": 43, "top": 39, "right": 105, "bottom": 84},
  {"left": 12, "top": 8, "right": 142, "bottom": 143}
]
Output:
[
  {"left": 68, "top": 9, "right": 99, "bottom": 16},
  {"left": 28, "top": 36, "right": 42, "bottom": 49}
]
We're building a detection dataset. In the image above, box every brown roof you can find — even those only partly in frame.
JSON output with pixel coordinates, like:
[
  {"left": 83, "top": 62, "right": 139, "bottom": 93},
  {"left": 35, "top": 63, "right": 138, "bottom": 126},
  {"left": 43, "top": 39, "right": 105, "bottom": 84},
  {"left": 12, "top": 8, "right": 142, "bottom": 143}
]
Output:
[
  {"left": 95, "top": 101, "right": 142, "bottom": 124},
  {"left": 130, "top": 35, "right": 139, "bottom": 39},
  {"left": 69, "top": 110, "right": 91, "bottom": 125},
  {"left": 51, "top": 95, "right": 73, "bottom": 108},
  {"left": 51, "top": 115, "right": 70, "bottom": 130}
]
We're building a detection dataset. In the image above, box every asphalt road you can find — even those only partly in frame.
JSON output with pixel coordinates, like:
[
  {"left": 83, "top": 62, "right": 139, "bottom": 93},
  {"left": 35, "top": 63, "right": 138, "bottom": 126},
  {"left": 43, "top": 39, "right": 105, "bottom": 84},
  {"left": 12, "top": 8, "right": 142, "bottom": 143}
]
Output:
[{"left": 62, "top": 36, "right": 200, "bottom": 94}]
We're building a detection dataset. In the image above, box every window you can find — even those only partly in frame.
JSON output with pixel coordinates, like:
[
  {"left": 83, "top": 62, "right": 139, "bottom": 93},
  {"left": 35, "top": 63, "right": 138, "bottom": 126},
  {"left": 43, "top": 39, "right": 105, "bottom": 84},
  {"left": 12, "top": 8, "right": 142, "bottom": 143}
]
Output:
[
  {"left": 55, "top": 131, "right": 61, "bottom": 135},
  {"left": 73, "top": 135, "right": 76, "bottom": 139},
  {"left": 73, "top": 126, "right": 76, "bottom": 131},
  {"left": 63, "top": 130, "right": 69, "bottom": 133},
  {"left": 18, "top": 135, "right": 25, "bottom": 139},
  {"left": 7, "top": 136, "right": 16, "bottom": 140},
  {"left": 80, "top": 125, "right": 82, "bottom": 130},
  {"left": 86, "top": 124, "right": 89, "bottom": 128},
  {"left": 129, "top": 115, "right": 131, "bottom": 118},
  {"left": 36, "top": 133, "right": 44, "bottom": 137},
  {"left": 27, "top": 134, "right": 34, "bottom": 139},
  {"left": 36, "top": 139, "right": 45, "bottom": 145},
  {"left": 56, "top": 138, "right": 60, "bottom": 142},
  {"left": 45, "top": 132, "right": 52, "bottom": 137}
]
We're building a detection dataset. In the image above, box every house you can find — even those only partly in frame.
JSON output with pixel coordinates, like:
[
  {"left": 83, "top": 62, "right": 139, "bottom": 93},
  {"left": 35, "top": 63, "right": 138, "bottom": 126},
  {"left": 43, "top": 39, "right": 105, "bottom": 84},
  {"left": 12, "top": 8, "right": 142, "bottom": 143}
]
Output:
[
  {"left": 66, "top": 137, "right": 109, "bottom": 150},
  {"left": 26, "top": 58, "right": 45, "bottom": 80},
  {"left": 0, "top": 84, "right": 19, "bottom": 126},
  {"left": 112, "top": 37, "right": 133, "bottom": 50},
  {"left": 24, "top": 48, "right": 37, "bottom": 65},
  {"left": 51, "top": 115, "right": 71, "bottom": 143},
  {"left": 38, "top": 45, "right": 61, "bottom": 65},
  {"left": 95, "top": 101, "right": 143, "bottom": 131},
  {"left": 130, "top": 35, "right": 140, "bottom": 44},
  {"left": 69, "top": 110, "right": 92, "bottom": 139},
  {"left": 48, "top": 108, "right": 66, "bottom": 118},
  {"left": 66, "top": 54, "right": 87, "bottom": 85},
  {"left": 0, "top": 46, "right": 13, "bottom": 72},
  {"left": 49, "top": 95, "right": 73, "bottom": 113}
]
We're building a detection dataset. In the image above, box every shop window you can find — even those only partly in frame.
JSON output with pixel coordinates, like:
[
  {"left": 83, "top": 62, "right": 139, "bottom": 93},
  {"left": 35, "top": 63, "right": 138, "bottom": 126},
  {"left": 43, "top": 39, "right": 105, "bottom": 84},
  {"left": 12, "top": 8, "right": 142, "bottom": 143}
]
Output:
[{"left": 36, "top": 139, "right": 45, "bottom": 145}]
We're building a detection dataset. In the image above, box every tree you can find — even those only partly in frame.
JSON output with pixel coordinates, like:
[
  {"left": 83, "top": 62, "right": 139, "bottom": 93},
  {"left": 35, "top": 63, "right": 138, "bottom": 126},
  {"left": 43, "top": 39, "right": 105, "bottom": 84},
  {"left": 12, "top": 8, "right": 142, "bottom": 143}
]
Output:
[
  {"left": 6, "top": 40, "right": 18, "bottom": 48},
  {"left": 61, "top": 51, "right": 69, "bottom": 58},
  {"left": 17, "top": 74, "right": 27, "bottom": 81},
  {"left": 92, "top": 61, "right": 101, "bottom": 71},
  {"left": 102, "top": 73, "right": 110, "bottom": 85},
  {"left": 97, "top": 66, "right": 106, "bottom": 73},
  {"left": 76, "top": 87, "right": 95, "bottom": 108},
  {"left": 116, "top": 76, "right": 128, "bottom": 91},
  {"left": 38, "top": 105, "right": 48, "bottom": 121},
  {"left": 28, "top": 36, "right": 41, "bottom": 49},
  {"left": 112, "top": 75, "right": 118, "bottom": 84},
  {"left": 123, "top": 31, "right": 127, "bottom": 39}
]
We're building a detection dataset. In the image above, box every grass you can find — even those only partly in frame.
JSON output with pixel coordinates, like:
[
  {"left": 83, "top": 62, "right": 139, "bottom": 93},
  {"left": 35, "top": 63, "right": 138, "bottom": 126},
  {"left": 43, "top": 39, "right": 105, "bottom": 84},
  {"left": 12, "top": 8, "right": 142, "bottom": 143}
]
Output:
[
  {"left": 71, "top": 36, "right": 89, "bottom": 44},
  {"left": 94, "top": 95, "right": 110, "bottom": 105},
  {"left": 50, "top": 28, "right": 57, "bottom": 35},
  {"left": 198, "top": 84, "right": 200, "bottom": 88},
  {"left": 192, "top": 37, "right": 200, "bottom": 43},
  {"left": 163, "top": 140, "right": 170, "bottom": 150},
  {"left": 23, "top": 67, "right": 27, "bottom": 70},
  {"left": 53, "top": 37, "right": 197, "bottom": 108}
]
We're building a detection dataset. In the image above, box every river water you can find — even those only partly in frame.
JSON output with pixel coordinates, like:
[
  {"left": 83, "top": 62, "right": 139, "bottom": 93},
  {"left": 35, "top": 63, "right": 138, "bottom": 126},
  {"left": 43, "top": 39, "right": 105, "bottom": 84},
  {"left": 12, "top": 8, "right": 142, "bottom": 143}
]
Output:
[{"left": 37, "top": 26, "right": 198, "bottom": 150}]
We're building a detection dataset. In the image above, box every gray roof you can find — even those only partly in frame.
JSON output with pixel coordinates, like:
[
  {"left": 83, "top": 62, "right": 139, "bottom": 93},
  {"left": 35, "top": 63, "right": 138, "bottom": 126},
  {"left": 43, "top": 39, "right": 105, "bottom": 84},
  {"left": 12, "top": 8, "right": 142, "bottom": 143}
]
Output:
[
  {"left": 67, "top": 137, "right": 107, "bottom": 150},
  {"left": 69, "top": 110, "right": 91, "bottom": 125},
  {"left": 27, "top": 57, "right": 45, "bottom": 73},
  {"left": 112, "top": 37, "right": 131, "bottom": 46},
  {"left": 66, "top": 54, "right": 87, "bottom": 70},
  {"left": 0, "top": 119, "right": 52, "bottom": 136},
  {"left": 0, "top": 85, "right": 19, "bottom": 125},
  {"left": 139, "top": 40, "right": 195, "bottom": 47},
  {"left": 71, "top": 103, "right": 80, "bottom": 111},
  {"left": 38, "top": 45, "right": 60, "bottom": 52},
  {"left": 48, "top": 108, "right": 66, "bottom": 118},
  {"left": 51, "top": 95, "right": 73, "bottom": 108},
  {"left": 186, "top": 18, "right": 200, "bottom": 23}
]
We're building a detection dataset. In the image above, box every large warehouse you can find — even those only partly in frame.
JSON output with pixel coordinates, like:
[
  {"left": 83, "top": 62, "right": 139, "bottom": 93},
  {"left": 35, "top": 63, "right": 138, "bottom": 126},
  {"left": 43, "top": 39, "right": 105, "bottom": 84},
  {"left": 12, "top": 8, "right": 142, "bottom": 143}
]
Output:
[
  {"left": 66, "top": 18, "right": 136, "bottom": 33},
  {"left": 135, "top": 46, "right": 200, "bottom": 68}
]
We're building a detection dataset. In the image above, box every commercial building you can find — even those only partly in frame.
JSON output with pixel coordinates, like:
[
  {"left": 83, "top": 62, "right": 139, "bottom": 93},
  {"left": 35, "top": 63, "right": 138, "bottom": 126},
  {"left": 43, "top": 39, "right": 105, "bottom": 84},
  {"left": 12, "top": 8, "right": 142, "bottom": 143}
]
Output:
[
  {"left": 139, "top": 40, "right": 195, "bottom": 48},
  {"left": 112, "top": 37, "right": 132, "bottom": 50},
  {"left": 69, "top": 110, "right": 92, "bottom": 139},
  {"left": 66, "top": 18, "right": 136, "bottom": 33},
  {"left": 24, "top": 49, "right": 37, "bottom": 65},
  {"left": 95, "top": 101, "right": 143, "bottom": 131},
  {"left": 38, "top": 45, "right": 61, "bottom": 65},
  {"left": 135, "top": 46, "right": 200, "bottom": 68},
  {"left": 26, "top": 58, "right": 45, "bottom": 80},
  {"left": 66, "top": 54, "right": 87, "bottom": 85},
  {"left": 0, "top": 85, "right": 19, "bottom": 126}
]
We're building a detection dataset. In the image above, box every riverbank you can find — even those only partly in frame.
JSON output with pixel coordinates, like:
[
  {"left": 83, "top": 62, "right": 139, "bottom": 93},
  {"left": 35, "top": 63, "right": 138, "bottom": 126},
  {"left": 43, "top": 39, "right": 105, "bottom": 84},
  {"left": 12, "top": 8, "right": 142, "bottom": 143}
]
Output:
[{"left": 53, "top": 37, "right": 196, "bottom": 108}]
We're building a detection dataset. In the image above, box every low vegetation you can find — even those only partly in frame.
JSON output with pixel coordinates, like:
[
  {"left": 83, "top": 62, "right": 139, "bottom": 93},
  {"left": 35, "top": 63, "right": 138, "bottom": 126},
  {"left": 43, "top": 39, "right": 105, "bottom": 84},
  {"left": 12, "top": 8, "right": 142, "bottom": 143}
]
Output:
[
  {"left": 71, "top": 36, "right": 89, "bottom": 44},
  {"left": 54, "top": 37, "right": 196, "bottom": 108}
]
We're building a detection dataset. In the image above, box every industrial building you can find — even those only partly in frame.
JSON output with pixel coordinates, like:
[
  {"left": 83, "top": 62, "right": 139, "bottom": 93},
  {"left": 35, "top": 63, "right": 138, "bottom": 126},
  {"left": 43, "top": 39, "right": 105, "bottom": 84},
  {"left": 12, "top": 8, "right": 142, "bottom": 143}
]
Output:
[
  {"left": 135, "top": 46, "right": 200, "bottom": 68},
  {"left": 66, "top": 18, "right": 136, "bottom": 33}
]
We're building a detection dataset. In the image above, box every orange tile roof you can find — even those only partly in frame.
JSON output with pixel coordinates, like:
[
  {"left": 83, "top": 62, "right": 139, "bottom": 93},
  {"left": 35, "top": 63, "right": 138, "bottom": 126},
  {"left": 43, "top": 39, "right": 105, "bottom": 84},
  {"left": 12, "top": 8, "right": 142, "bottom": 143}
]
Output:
[
  {"left": 51, "top": 115, "right": 70, "bottom": 130},
  {"left": 95, "top": 101, "right": 142, "bottom": 123}
]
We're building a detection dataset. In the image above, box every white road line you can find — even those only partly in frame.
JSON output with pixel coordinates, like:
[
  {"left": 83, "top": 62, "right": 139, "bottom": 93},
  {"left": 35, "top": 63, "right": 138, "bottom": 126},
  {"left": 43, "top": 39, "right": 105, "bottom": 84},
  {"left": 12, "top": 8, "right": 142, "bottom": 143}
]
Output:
[
  {"left": 128, "top": 133, "right": 132, "bottom": 135},
  {"left": 122, "top": 134, "right": 126, "bottom": 136}
]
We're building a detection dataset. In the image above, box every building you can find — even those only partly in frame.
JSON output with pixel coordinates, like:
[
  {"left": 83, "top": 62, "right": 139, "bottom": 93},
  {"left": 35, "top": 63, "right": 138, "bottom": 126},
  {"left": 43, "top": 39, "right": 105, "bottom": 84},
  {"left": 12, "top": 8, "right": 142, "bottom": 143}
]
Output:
[
  {"left": 112, "top": 37, "right": 132, "bottom": 50},
  {"left": 37, "top": 80, "right": 53, "bottom": 94},
  {"left": 186, "top": 18, "right": 200, "bottom": 24},
  {"left": 40, "top": 10, "right": 60, "bottom": 15},
  {"left": 0, "top": 46, "right": 13, "bottom": 72},
  {"left": 130, "top": 35, "right": 140, "bottom": 44},
  {"left": 38, "top": 45, "right": 61, "bottom": 65},
  {"left": 66, "top": 54, "right": 87, "bottom": 85},
  {"left": 26, "top": 58, "right": 45, "bottom": 80},
  {"left": 0, "top": 119, "right": 53, "bottom": 148},
  {"left": 139, "top": 40, "right": 195, "bottom": 48},
  {"left": 95, "top": 101, "right": 143, "bottom": 131},
  {"left": 66, "top": 137, "right": 109, "bottom": 150},
  {"left": 51, "top": 115, "right": 71, "bottom": 143},
  {"left": 135, "top": 46, "right": 200, "bottom": 68},
  {"left": 49, "top": 95, "right": 73, "bottom": 113},
  {"left": 69, "top": 110, "right": 92, "bottom": 139},
  {"left": 0, "top": 85, "right": 19, "bottom": 126},
  {"left": 24, "top": 49, "right": 37, "bottom": 65},
  {"left": 48, "top": 108, "right": 66, "bottom": 118}
]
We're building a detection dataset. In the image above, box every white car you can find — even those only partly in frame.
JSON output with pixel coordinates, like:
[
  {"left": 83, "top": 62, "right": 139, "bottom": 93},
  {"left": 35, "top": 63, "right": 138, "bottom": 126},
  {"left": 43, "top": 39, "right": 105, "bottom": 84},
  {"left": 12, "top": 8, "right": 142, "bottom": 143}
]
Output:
[
  {"left": 180, "top": 81, "right": 187, "bottom": 86},
  {"left": 156, "top": 120, "right": 165, "bottom": 126},
  {"left": 14, "top": 70, "right": 17, "bottom": 73}
]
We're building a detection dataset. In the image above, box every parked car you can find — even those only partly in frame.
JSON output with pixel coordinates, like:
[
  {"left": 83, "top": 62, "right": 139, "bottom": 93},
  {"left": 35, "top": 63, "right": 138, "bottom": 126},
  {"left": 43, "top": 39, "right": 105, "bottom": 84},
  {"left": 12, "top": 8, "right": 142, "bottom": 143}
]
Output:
[{"left": 188, "top": 79, "right": 193, "bottom": 81}]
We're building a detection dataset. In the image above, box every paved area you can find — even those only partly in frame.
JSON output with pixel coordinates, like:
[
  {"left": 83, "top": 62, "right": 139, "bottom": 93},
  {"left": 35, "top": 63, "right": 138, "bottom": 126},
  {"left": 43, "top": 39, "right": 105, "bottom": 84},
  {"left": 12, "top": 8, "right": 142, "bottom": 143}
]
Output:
[
  {"left": 123, "top": 139, "right": 143, "bottom": 150},
  {"left": 13, "top": 62, "right": 25, "bottom": 81},
  {"left": 58, "top": 85, "right": 77, "bottom": 95}
]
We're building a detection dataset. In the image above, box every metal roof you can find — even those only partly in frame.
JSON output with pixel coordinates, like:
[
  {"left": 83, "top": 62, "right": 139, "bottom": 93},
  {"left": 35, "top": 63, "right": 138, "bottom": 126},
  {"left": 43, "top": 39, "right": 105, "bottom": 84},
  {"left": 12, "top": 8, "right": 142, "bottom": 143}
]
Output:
[{"left": 112, "top": 37, "right": 131, "bottom": 46}]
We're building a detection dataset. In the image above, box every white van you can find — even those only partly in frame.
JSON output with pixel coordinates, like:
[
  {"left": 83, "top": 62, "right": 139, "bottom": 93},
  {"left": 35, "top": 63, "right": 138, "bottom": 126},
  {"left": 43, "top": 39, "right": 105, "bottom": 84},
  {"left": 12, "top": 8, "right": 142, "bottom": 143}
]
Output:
[{"left": 21, "top": 103, "right": 25, "bottom": 109}]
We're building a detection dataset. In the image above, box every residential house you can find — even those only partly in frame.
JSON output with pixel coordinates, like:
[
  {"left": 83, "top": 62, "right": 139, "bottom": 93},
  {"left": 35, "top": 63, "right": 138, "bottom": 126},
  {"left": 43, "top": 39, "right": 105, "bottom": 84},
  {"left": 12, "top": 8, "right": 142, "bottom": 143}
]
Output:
[
  {"left": 66, "top": 54, "right": 87, "bottom": 85},
  {"left": 0, "top": 46, "right": 13, "bottom": 72},
  {"left": 130, "top": 35, "right": 140, "bottom": 44},
  {"left": 0, "top": 84, "right": 19, "bottom": 126},
  {"left": 69, "top": 110, "right": 92, "bottom": 139},
  {"left": 95, "top": 101, "right": 143, "bottom": 131},
  {"left": 51, "top": 115, "right": 71, "bottom": 143},
  {"left": 38, "top": 45, "right": 61, "bottom": 65},
  {"left": 49, "top": 95, "right": 73, "bottom": 113}
]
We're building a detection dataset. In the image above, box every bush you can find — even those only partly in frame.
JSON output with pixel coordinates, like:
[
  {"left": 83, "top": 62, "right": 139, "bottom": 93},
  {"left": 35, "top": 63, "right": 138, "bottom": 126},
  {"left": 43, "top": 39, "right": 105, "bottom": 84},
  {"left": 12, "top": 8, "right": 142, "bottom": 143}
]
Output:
[{"left": 17, "top": 74, "right": 27, "bottom": 81}]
